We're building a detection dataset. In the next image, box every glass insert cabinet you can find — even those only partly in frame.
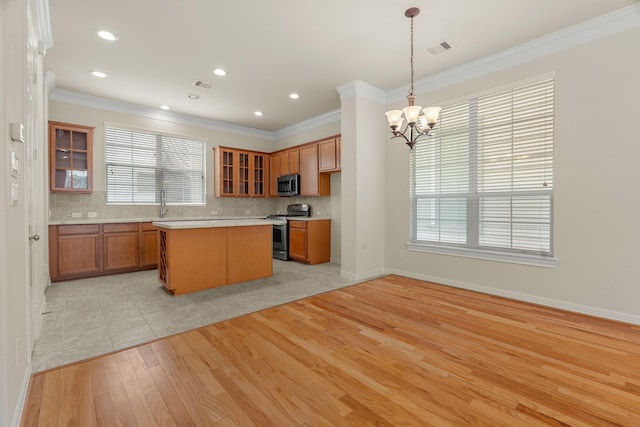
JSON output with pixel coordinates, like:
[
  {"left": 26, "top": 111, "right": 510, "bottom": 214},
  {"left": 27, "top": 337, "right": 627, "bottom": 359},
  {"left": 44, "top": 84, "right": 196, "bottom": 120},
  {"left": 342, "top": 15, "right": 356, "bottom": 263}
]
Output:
[{"left": 49, "top": 121, "right": 94, "bottom": 192}]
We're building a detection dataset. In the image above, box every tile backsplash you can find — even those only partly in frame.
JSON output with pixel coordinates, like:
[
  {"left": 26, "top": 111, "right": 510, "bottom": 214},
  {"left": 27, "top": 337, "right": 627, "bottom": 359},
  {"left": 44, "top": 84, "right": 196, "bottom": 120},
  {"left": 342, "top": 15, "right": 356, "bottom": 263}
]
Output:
[{"left": 49, "top": 191, "right": 331, "bottom": 221}]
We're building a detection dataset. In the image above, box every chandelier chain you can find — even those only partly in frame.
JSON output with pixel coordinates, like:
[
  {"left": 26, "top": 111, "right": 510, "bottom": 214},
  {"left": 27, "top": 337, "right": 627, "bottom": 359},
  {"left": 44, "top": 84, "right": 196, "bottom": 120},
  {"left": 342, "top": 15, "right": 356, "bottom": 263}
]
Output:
[{"left": 409, "top": 14, "right": 415, "bottom": 96}]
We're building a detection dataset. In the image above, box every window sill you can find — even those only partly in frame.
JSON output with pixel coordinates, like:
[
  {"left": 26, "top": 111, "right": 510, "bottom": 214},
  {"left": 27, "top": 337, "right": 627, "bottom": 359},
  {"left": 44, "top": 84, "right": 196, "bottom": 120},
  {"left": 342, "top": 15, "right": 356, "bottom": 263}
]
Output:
[{"left": 407, "top": 242, "right": 558, "bottom": 268}]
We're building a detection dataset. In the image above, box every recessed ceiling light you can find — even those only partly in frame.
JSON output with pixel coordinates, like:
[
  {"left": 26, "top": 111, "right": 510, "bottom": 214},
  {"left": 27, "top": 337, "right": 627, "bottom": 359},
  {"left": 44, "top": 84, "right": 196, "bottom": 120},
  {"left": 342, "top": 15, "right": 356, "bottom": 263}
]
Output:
[
  {"left": 90, "top": 70, "right": 107, "bottom": 78},
  {"left": 254, "top": 111, "right": 263, "bottom": 117},
  {"left": 213, "top": 68, "right": 227, "bottom": 77},
  {"left": 187, "top": 94, "right": 200, "bottom": 99},
  {"left": 160, "top": 105, "right": 171, "bottom": 110},
  {"left": 97, "top": 30, "right": 118, "bottom": 41},
  {"left": 289, "top": 93, "right": 300, "bottom": 100}
]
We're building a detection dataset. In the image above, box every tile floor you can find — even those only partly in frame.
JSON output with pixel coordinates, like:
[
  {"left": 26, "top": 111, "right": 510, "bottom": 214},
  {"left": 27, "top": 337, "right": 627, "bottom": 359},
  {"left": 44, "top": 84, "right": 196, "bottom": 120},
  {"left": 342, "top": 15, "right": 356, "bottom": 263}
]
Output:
[{"left": 32, "top": 260, "right": 355, "bottom": 372}]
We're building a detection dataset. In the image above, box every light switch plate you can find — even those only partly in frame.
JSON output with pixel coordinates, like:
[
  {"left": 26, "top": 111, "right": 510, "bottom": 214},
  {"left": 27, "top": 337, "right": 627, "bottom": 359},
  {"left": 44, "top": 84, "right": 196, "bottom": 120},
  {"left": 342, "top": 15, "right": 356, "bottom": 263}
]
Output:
[
  {"left": 10, "top": 152, "right": 19, "bottom": 178},
  {"left": 10, "top": 123, "right": 25, "bottom": 143}
]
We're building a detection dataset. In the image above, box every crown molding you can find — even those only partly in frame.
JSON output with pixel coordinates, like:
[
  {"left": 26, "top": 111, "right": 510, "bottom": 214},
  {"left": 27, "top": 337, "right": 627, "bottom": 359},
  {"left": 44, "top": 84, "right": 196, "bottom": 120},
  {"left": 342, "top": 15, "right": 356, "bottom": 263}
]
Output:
[
  {"left": 273, "top": 109, "right": 341, "bottom": 139},
  {"left": 336, "top": 80, "right": 386, "bottom": 104},
  {"left": 388, "top": 3, "right": 640, "bottom": 103},
  {"left": 50, "top": 88, "right": 276, "bottom": 140}
]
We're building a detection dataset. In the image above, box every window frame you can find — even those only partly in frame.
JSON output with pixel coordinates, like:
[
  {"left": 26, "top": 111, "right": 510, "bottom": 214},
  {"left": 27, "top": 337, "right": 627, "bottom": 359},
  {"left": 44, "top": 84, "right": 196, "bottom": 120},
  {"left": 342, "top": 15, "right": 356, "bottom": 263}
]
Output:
[
  {"left": 408, "top": 75, "right": 558, "bottom": 268},
  {"left": 104, "top": 124, "right": 207, "bottom": 206}
]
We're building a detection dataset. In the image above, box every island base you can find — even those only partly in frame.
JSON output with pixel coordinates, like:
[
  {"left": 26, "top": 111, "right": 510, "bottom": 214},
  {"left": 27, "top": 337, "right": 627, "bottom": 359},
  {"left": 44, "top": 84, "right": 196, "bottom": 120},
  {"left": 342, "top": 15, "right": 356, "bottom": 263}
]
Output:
[{"left": 157, "top": 224, "right": 273, "bottom": 295}]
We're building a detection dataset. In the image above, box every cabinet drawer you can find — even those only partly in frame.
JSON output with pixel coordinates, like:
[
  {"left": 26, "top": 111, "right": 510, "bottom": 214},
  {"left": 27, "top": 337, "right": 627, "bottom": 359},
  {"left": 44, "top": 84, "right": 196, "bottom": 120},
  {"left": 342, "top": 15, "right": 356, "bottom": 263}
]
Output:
[
  {"left": 103, "top": 223, "right": 139, "bottom": 233},
  {"left": 57, "top": 224, "right": 100, "bottom": 235},
  {"left": 141, "top": 222, "right": 157, "bottom": 231},
  {"left": 288, "top": 220, "right": 307, "bottom": 229}
]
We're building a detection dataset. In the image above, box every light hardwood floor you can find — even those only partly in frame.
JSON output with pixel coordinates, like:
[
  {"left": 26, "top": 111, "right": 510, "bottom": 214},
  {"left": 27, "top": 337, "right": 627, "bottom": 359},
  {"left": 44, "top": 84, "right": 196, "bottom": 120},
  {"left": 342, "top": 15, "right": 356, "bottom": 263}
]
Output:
[{"left": 22, "top": 275, "right": 640, "bottom": 426}]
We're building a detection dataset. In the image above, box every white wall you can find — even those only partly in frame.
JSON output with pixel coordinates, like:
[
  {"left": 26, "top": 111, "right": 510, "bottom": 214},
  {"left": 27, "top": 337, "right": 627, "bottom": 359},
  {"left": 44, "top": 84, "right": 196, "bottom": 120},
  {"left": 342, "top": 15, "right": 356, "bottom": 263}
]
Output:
[
  {"left": 49, "top": 101, "right": 274, "bottom": 198},
  {"left": 1, "top": 0, "right": 33, "bottom": 425},
  {"left": 384, "top": 26, "right": 640, "bottom": 322}
]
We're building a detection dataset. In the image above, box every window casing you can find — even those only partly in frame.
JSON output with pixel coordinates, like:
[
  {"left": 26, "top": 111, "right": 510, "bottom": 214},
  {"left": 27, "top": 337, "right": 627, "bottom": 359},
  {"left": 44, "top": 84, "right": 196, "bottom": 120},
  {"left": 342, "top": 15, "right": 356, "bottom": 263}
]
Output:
[
  {"left": 409, "top": 79, "right": 554, "bottom": 263},
  {"left": 105, "top": 126, "right": 206, "bottom": 205}
]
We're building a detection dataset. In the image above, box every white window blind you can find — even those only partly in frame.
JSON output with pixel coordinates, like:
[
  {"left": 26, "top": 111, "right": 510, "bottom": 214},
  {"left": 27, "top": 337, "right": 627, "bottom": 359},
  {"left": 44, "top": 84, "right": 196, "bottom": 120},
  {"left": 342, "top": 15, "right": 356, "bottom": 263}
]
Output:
[
  {"left": 410, "top": 78, "right": 554, "bottom": 257},
  {"left": 105, "top": 126, "right": 206, "bottom": 205}
]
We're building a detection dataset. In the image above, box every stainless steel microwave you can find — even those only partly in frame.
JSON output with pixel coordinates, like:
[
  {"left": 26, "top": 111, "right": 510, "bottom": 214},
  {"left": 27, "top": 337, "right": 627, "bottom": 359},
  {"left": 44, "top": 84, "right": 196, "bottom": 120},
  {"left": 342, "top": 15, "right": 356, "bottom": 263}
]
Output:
[{"left": 277, "top": 174, "right": 299, "bottom": 197}]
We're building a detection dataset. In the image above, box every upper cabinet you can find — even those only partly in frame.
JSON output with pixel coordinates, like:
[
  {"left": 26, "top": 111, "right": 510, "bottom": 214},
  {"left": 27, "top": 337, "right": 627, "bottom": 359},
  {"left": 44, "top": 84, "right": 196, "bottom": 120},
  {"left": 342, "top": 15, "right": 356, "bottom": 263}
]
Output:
[
  {"left": 214, "top": 147, "right": 268, "bottom": 197},
  {"left": 49, "top": 121, "right": 95, "bottom": 193},
  {"left": 269, "top": 147, "right": 301, "bottom": 197},
  {"left": 300, "top": 143, "right": 330, "bottom": 197},
  {"left": 319, "top": 137, "right": 341, "bottom": 172}
]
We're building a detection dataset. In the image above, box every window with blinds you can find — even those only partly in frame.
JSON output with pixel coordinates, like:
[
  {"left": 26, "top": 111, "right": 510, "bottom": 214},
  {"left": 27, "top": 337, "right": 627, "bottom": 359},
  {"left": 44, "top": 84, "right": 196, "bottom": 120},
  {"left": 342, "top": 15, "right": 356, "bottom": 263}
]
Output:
[
  {"left": 105, "top": 126, "right": 206, "bottom": 205},
  {"left": 410, "top": 78, "right": 554, "bottom": 258}
]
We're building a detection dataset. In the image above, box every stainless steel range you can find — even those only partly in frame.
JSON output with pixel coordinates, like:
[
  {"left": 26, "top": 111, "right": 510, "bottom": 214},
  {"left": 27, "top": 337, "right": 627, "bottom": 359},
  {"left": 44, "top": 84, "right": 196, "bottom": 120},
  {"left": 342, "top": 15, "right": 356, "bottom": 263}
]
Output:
[{"left": 267, "top": 204, "right": 311, "bottom": 260}]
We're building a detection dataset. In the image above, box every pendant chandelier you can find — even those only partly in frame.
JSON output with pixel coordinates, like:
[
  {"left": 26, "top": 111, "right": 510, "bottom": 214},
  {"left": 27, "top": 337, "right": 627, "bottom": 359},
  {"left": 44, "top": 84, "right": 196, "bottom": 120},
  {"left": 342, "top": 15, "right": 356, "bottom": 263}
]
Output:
[{"left": 385, "top": 7, "right": 441, "bottom": 150}]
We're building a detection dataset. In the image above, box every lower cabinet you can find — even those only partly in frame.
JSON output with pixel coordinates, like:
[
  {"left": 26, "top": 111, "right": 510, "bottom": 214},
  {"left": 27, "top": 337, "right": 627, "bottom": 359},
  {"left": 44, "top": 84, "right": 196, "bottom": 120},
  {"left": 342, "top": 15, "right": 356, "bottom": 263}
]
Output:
[
  {"left": 51, "top": 224, "right": 101, "bottom": 277},
  {"left": 49, "top": 222, "right": 159, "bottom": 281},
  {"left": 141, "top": 223, "right": 159, "bottom": 267},
  {"left": 288, "top": 219, "right": 331, "bottom": 264},
  {"left": 103, "top": 223, "right": 140, "bottom": 271}
]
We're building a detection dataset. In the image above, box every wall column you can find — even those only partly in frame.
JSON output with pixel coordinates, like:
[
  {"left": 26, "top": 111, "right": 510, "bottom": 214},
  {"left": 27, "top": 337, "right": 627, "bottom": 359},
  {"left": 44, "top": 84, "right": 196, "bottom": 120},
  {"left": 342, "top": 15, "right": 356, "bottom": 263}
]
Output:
[{"left": 336, "top": 81, "right": 387, "bottom": 281}]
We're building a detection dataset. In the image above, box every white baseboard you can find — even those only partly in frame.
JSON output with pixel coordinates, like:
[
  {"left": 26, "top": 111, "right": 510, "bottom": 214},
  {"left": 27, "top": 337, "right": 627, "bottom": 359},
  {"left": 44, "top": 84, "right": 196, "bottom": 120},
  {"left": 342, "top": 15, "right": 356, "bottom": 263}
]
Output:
[
  {"left": 385, "top": 268, "right": 640, "bottom": 326},
  {"left": 11, "top": 366, "right": 31, "bottom": 427},
  {"left": 341, "top": 267, "right": 386, "bottom": 282}
]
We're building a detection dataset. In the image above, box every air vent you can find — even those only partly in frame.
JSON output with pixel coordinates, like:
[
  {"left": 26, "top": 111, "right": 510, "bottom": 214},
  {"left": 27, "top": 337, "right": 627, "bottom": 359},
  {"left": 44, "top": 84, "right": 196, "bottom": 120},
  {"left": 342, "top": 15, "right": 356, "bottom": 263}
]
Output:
[
  {"left": 427, "top": 41, "right": 451, "bottom": 55},
  {"left": 193, "top": 80, "right": 213, "bottom": 90}
]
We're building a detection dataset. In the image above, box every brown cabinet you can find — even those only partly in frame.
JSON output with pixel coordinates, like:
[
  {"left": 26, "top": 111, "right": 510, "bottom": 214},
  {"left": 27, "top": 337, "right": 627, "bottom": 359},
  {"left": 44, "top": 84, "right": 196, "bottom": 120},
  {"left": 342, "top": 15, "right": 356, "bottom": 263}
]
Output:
[
  {"left": 289, "top": 148, "right": 300, "bottom": 174},
  {"left": 300, "top": 143, "right": 330, "bottom": 196},
  {"left": 319, "top": 137, "right": 341, "bottom": 172},
  {"left": 49, "top": 121, "right": 94, "bottom": 193},
  {"left": 270, "top": 148, "right": 301, "bottom": 197},
  {"left": 288, "top": 220, "right": 331, "bottom": 264},
  {"left": 50, "top": 224, "right": 101, "bottom": 277},
  {"left": 103, "top": 223, "right": 139, "bottom": 271},
  {"left": 269, "top": 153, "right": 280, "bottom": 197},
  {"left": 49, "top": 222, "right": 159, "bottom": 281},
  {"left": 214, "top": 147, "right": 268, "bottom": 197},
  {"left": 156, "top": 224, "right": 272, "bottom": 295},
  {"left": 141, "top": 223, "right": 159, "bottom": 267}
]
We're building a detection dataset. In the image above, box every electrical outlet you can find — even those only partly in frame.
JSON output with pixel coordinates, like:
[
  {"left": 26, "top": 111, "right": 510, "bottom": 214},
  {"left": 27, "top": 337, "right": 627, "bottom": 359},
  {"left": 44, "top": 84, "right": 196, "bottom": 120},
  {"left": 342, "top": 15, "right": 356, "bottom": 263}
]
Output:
[
  {"left": 71, "top": 212, "right": 82, "bottom": 218},
  {"left": 244, "top": 209, "right": 251, "bottom": 215},
  {"left": 316, "top": 211, "right": 322, "bottom": 216},
  {"left": 87, "top": 212, "right": 97, "bottom": 218},
  {"left": 210, "top": 210, "right": 218, "bottom": 216}
]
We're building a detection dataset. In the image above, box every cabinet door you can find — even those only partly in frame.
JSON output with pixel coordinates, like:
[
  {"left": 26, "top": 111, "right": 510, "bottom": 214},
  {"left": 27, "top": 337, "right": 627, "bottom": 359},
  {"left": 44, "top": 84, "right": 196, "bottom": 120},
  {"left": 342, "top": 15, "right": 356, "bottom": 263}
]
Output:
[
  {"left": 252, "top": 154, "right": 267, "bottom": 197},
  {"left": 336, "top": 137, "right": 341, "bottom": 169},
  {"left": 289, "top": 148, "right": 300, "bottom": 174},
  {"left": 270, "top": 154, "right": 280, "bottom": 197},
  {"left": 49, "top": 121, "right": 95, "bottom": 193},
  {"left": 288, "top": 227, "right": 307, "bottom": 262},
  {"left": 300, "top": 144, "right": 330, "bottom": 196},
  {"left": 103, "top": 223, "right": 140, "bottom": 271},
  {"left": 141, "top": 225, "right": 158, "bottom": 267},
  {"left": 238, "top": 151, "right": 251, "bottom": 196},
  {"left": 221, "top": 149, "right": 236, "bottom": 196},
  {"left": 58, "top": 234, "right": 101, "bottom": 276},
  {"left": 279, "top": 151, "right": 290, "bottom": 176},
  {"left": 319, "top": 138, "right": 337, "bottom": 172}
]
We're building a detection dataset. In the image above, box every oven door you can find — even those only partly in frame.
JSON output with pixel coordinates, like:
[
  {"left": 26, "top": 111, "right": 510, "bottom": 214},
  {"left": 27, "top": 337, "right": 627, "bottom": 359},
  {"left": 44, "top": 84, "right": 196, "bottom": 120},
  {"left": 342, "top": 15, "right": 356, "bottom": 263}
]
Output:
[{"left": 272, "top": 222, "right": 289, "bottom": 260}]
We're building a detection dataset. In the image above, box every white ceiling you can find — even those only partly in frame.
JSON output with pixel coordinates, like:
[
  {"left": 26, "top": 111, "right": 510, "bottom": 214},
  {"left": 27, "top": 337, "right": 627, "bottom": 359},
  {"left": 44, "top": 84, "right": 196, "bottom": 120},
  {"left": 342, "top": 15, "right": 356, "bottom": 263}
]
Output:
[{"left": 45, "top": 0, "right": 637, "bottom": 133}]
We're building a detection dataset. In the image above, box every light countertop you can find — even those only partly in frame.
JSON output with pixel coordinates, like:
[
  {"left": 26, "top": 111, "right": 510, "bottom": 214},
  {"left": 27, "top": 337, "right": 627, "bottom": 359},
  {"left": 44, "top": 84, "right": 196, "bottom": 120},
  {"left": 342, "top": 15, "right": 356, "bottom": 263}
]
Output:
[
  {"left": 152, "top": 218, "right": 282, "bottom": 229},
  {"left": 49, "top": 216, "right": 331, "bottom": 226}
]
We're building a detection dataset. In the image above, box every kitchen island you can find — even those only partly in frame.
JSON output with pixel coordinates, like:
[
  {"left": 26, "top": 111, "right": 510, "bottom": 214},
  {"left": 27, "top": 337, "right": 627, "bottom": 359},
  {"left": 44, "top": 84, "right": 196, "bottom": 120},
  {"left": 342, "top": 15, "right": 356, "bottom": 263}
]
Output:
[{"left": 152, "top": 219, "right": 279, "bottom": 295}]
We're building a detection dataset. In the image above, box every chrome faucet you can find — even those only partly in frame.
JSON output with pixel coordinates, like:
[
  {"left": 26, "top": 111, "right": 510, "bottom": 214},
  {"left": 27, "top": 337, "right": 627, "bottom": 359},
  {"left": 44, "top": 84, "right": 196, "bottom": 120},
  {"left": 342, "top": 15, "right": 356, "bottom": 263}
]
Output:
[{"left": 160, "top": 188, "right": 168, "bottom": 218}]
